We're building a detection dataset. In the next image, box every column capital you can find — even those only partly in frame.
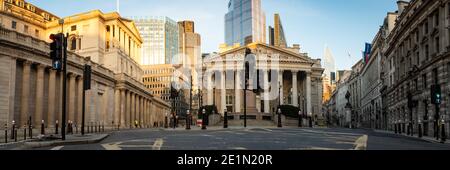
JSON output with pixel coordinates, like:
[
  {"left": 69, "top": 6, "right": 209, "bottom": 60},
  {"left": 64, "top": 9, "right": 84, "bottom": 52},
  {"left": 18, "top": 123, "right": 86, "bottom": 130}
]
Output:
[
  {"left": 23, "top": 60, "right": 33, "bottom": 66},
  {"left": 37, "top": 63, "right": 47, "bottom": 70}
]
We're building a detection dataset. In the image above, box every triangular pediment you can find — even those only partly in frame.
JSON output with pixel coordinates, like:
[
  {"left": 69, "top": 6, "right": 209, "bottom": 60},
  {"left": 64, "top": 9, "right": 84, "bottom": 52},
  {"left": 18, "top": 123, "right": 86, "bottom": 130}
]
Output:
[{"left": 218, "top": 43, "right": 314, "bottom": 64}]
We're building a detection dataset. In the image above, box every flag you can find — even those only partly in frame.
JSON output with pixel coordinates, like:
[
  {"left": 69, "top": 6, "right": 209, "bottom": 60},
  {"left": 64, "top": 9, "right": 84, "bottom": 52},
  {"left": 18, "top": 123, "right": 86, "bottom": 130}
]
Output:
[{"left": 362, "top": 43, "right": 372, "bottom": 64}]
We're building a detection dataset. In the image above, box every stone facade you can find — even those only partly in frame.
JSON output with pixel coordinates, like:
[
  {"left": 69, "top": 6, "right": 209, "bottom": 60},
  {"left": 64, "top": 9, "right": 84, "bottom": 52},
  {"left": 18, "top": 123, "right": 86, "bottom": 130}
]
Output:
[
  {"left": 382, "top": 0, "right": 450, "bottom": 137},
  {"left": 203, "top": 43, "right": 324, "bottom": 122},
  {"left": 0, "top": 0, "right": 170, "bottom": 129}
]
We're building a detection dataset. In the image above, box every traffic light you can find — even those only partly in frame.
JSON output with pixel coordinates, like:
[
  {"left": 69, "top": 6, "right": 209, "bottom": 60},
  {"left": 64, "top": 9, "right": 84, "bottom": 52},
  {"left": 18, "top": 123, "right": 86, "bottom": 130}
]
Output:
[
  {"left": 49, "top": 33, "right": 64, "bottom": 71},
  {"left": 431, "top": 85, "right": 442, "bottom": 104}
]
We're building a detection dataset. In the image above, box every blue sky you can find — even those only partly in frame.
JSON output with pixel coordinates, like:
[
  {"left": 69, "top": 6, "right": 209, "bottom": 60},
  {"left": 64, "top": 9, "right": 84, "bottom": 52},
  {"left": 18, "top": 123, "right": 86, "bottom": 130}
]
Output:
[{"left": 27, "top": 0, "right": 397, "bottom": 70}]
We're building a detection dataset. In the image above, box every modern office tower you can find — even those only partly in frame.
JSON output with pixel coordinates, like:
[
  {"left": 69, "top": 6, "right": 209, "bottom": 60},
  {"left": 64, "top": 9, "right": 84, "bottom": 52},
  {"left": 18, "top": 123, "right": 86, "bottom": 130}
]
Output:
[{"left": 225, "top": 0, "right": 266, "bottom": 46}]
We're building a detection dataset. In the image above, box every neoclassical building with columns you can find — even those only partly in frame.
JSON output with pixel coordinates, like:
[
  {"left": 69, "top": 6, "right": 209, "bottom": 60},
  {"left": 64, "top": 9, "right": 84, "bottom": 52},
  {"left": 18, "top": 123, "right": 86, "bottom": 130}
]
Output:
[
  {"left": 202, "top": 43, "right": 324, "bottom": 122},
  {"left": 0, "top": 0, "right": 170, "bottom": 130}
]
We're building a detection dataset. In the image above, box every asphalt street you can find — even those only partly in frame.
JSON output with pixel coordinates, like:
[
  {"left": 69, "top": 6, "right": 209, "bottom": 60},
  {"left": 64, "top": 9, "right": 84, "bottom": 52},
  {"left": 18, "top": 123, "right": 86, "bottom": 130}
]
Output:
[{"left": 23, "top": 127, "right": 450, "bottom": 150}]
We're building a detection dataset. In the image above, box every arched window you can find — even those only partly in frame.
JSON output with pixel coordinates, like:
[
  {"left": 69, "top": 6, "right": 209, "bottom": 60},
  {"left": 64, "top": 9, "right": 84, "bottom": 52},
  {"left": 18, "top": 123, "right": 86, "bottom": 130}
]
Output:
[{"left": 70, "top": 37, "right": 77, "bottom": 50}]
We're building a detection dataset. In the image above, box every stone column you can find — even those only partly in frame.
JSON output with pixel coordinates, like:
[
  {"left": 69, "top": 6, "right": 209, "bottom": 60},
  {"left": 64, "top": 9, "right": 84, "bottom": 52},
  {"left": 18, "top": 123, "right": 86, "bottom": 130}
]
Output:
[
  {"left": 20, "top": 61, "right": 32, "bottom": 126},
  {"left": 136, "top": 96, "right": 140, "bottom": 125},
  {"left": 68, "top": 74, "right": 76, "bottom": 123},
  {"left": 292, "top": 71, "right": 298, "bottom": 107},
  {"left": 120, "top": 89, "right": 126, "bottom": 127},
  {"left": 264, "top": 70, "right": 270, "bottom": 113},
  {"left": 47, "top": 69, "right": 57, "bottom": 127},
  {"left": 279, "top": 70, "right": 284, "bottom": 105},
  {"left": 114, "top": 88, "right": 121, "bottom": 127},
  {"left": 131, "top": 93, "right": 135, "bottom": 127},
  {"left": 126, "top": 91, "right": 131, "bottom": 127},
  {"left": 77, "top": 76, "right": 83, "bottom": 125},
  {"left": 306, "top": 72, "right": 312, "bottom": 116},
  {"left": 235, "top": 70, "right": 242, "bottom": 113},
  {"left": 34, "top": 64, "right": 45, "bottom": 126},
  {"left": 207, "top": 72, "right": 213, "bottom": 105},
  {"left": 221, "top": 71, "right": 226, "bottom": 115}
]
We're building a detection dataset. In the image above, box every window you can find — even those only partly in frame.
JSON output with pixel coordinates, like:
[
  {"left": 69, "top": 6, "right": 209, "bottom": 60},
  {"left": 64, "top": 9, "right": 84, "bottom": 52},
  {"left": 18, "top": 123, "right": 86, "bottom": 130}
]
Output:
[
  {"left": 425, "top": 21, "right": 429, "bottom": 34},
  {"left": 435, "top": 37, "right": 440, "bottom": 54},
  {"left": 425, "top": 45, "right": 429, "bottom": 61},
  {"left": 416, "top": 51, "right": 420, "bottom": 66},
  {"left": 71, "top": 25, "right": 77, "bottom": 31},
  {"left": 78, "top": 38, "right": 82, "bottom": 49},
  {"left": 23, "top": 25, "right": 28, "bottom": 33},
  {"left": 11, "top": 21, "right": 17, "bottom": 29},
  {"left": 432, "top": 68, "right": 438, "bottom": 85},
  {"left": 414, "top": 79, "right": 418, "bottom": 91},
  {"left": 113, "top": 25, "right": 115, "bottom": 37},
  {"left": 422, "top": 74, "right": 427, "bottom": 89},
  {"left": 35, "top": 29, "right": 39, "bottom": 37},
  {"left": 70, "top": 37, "right": 77, "bottom": 50},
  {"left": 434, "top": 11, "right": 439, "bottom": 26}
]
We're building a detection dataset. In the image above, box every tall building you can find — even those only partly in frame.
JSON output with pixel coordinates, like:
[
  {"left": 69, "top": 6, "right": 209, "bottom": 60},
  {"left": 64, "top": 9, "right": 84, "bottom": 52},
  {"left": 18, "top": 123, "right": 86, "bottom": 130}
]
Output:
[
  {"left": 131, "top": 16, "right": 179, "bottom": 65},
  {"left": 272, "top": 14, "right": 287, "bottom": 47},
  {"left": 178, "top": 20, "right": 201, "bottom": 117},
  {"left": 225, "top": 0, "right": 266, "bottom": 46}
]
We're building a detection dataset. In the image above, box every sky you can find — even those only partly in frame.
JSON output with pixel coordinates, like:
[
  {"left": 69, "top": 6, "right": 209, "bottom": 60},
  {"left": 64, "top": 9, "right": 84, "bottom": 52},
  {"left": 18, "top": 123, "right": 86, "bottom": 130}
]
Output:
[{"left": 27, "top": 0, "right": 398, "bottom": 70}]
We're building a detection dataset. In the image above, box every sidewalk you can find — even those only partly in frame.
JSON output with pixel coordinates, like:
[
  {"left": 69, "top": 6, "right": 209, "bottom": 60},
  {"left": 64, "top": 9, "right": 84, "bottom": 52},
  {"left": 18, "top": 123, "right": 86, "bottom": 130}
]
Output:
[
  {"left": 373, "top": 129, "right": 450, "bottom": 144},
  {"left": 0, "top": 133, "right": 109, "bottom": 150}
]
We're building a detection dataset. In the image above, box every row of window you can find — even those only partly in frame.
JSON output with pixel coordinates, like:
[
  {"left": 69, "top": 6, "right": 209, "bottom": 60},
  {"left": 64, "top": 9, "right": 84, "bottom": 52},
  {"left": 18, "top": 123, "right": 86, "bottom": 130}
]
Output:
[
  {"left": 146, "top": 83, "right": 169, "bottom": 89},
  {"left": 9, "top": 20, "right": 40, "bottom": 37},
  {"left": 144, "top": 69, "right": 172, "bottom": 75},
  {"left": 143, "top": 76, "right": 172, "bottom": 83}
]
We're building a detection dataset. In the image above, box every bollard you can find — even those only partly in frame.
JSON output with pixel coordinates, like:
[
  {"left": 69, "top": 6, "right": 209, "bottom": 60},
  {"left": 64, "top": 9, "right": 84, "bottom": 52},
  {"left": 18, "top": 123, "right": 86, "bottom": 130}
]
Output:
[
  {"left": 223, "top": 109, "right": 228, "bottom": 129},
  {"left": 29, "top": 124, "right": 33, "bottom": 139},
  {"left": 4, "top": 124, "right": 7, "bottom": 144},
  {"left": 186, "top": 110, "right": 191, "bottom": 130},
  {"left": 418, "top": 123, "right": 423, "bottom": 138},
  {"left": 10, "top": 120, "right": 15, "bottom": 140},
  {"left": 55, "top": 120, "right": 59, "bottom": 135},
  {"left": 23, "top": 125, "right": 27, "bottom": 141},
  {"left": 41, "top": 120, "right": 45, "bottom": 135},
  {"left": 441, "top": 120, "right": 446, "bottom": 143},
  {"left": 14, "top": 128, "right": 17, "bottom": 142}
]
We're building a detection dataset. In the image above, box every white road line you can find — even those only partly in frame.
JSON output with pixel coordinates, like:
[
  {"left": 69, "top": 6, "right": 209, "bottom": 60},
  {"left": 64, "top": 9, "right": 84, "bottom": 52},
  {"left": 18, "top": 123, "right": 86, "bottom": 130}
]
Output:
[
  {"left": 354, "top": 135, "right": 368, "bottom": 150},
  {"left": 152, "top": 138, "right": 164, "bottom": 150},
  {"left": 50, "top": 146, "right": 64, "bottom": 150},
  {"left": 101, "top": 142, "right": 123, "bottom": 150}
]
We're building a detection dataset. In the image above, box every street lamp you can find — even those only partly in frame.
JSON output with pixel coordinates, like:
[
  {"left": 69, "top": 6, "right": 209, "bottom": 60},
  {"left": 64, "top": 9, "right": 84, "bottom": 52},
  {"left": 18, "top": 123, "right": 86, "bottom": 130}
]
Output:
[
  {"left": 202, "top": 109, "right": 207, "bottom": 130},
  {"left": 186, "top": 110, "right": 191, "bottom": 130},
  {"left": 277, "top": 108, "right": 282, "bottom": 128}
]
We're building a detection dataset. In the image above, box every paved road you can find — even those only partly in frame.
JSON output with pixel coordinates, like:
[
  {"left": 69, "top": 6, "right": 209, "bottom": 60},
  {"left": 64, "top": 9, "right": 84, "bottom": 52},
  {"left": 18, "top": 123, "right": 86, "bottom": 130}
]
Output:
[{"left": 25, "top": 127, "right": 450, "bottom": 150}]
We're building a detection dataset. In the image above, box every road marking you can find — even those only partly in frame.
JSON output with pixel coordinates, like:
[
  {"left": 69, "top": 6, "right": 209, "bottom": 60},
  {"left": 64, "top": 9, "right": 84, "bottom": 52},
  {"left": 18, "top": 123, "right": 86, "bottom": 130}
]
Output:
[
  {"left": 101, "top": 142, "right": 123, "bottom": 150},
  {"left": 229, "top": 147, "right": 247, "bottom": 150},
  {"left": 50, "top": 146, "right": 64, "bottom": 150},
  {"left": 354, "top": 135, "right": 368, "bottom": 150},
  {"left": 152, "top": 138, "right": 164, "bottom": 150}
]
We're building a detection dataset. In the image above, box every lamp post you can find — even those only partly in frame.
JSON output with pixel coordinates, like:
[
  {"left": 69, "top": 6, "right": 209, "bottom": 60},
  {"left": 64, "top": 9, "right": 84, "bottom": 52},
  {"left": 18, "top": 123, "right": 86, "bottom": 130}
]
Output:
[
  {"left": 277, "top": 108, "right": 282, "bottom": 128},
  {"left": 202, "top": 109, "right": 207, "bottom": 130}
]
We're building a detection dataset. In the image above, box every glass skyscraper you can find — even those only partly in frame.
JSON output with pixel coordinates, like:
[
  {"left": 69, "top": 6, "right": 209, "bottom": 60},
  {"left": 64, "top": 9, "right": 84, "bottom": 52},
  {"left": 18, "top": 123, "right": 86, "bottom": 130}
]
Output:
[
  {"left": 131, "top": 16, "right": 179, "bottom": 65},
  {"left": 225, "top": 0, "right": 266, "bottom": 46}
]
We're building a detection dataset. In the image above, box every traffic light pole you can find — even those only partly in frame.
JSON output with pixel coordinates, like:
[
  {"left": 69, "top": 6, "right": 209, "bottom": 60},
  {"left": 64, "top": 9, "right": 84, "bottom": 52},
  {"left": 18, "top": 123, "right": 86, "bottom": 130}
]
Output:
[{"left": 61, "top": 33, "right": 68, "bottom": 141}]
